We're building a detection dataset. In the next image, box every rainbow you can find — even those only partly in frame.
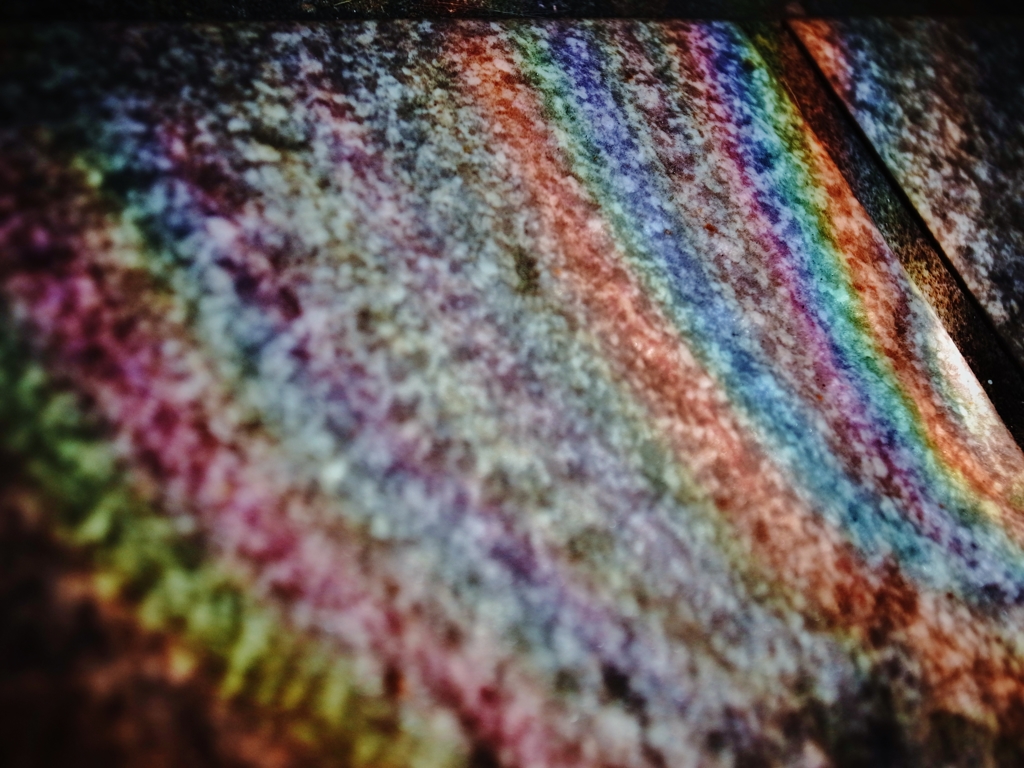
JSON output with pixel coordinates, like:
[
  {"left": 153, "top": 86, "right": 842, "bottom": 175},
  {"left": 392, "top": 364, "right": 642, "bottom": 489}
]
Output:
[{"left": 3, "top": 19, "right": 1024, "bottom": 766}]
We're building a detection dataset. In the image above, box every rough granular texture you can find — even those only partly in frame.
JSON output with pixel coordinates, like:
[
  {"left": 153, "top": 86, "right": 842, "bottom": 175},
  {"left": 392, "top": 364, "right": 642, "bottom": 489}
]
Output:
[
  {"left": 794, "top": 18, "right": 1024, "bottom": 368},
  {"left": 3, "top": 20, "right": 1024, "bottom": 767}
]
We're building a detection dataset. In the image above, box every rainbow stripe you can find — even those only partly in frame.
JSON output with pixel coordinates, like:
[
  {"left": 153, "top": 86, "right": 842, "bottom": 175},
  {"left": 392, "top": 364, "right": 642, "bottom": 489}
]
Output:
[{"left": 3, "top": 19, "right": 1024, "bottom": 766}]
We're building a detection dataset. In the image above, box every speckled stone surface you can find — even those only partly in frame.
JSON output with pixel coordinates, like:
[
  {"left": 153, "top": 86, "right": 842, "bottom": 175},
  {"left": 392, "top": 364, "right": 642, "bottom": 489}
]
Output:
[
  {"left": 4, "top": 20, "right": 1024, "bottom": 767},
  {"left": 794, "top": 18, "right": 1024, "bottom": 371}
]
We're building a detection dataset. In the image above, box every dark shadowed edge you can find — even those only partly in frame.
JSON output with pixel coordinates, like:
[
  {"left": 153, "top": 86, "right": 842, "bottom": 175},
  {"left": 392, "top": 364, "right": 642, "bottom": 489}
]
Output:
[
  {"left": 0, "top": 0, "right": 1020, "bottom": 23},
  {"left": 744, "top": 20, "right": 1024, "bottom": 450}
]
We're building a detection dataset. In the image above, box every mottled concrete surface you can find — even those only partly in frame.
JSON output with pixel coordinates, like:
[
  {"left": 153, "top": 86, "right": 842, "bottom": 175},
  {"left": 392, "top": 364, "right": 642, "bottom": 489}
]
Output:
[{"left": 3, "top": 20, "right": 1024, "bottom": 768}]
